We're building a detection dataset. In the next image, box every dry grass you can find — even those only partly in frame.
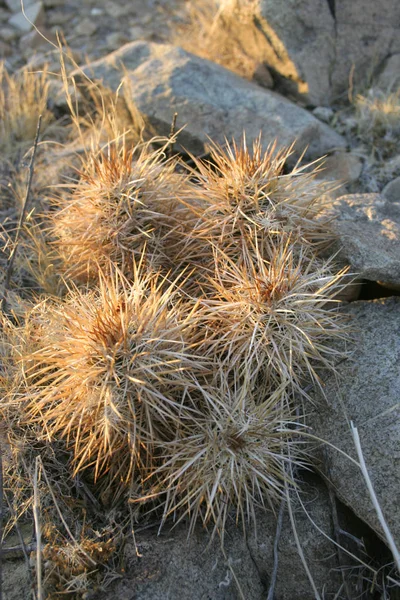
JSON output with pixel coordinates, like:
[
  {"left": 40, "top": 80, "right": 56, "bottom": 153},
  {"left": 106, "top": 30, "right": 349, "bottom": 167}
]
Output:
[
  {"left": 355, "top": 88, "right": 400, "bottom": 153},
  {"left": 172, "top": 0, "right": 270, "bottom": 82},
  {"left": 0, "top": 63, "right": 54, "bottom": 161}
]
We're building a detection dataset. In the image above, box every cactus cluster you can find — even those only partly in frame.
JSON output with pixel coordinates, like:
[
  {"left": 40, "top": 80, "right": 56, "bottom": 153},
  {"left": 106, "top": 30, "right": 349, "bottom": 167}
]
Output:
[{"left": 0, "top": 66, "right": 348, "bottom": 554}]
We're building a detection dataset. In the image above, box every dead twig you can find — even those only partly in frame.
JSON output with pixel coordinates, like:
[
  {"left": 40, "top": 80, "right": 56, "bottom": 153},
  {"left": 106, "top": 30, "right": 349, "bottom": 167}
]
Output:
[
  {"left": 350, "top": 422, "right": 400, "bottom": 574},
  {"left": 167, "top": 111, "right": 178, "bottom": 159},
  {"left": 0, "top": 440, "right": 3, "bottom": 600},
  {"left": 33, "top": 456, "right": 43, "bottom": 600},
  {"left": 1, "top": 114, "right": 42, "bottom": 313}
]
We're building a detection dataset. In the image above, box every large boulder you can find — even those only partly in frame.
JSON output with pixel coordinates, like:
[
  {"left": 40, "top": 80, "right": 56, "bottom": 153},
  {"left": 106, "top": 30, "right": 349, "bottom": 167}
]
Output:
[
  {"left": 310, "top": 298, "right": 400, "bottom": 546},
  {"left": 97, "top": 478, "right": 342, "bottom": 599},
  {"left": 74, "top": 41, "right": 345, "bottom": 160},
  {"left": 255, "top": 0, "right": 400, "bottom": 105},
  {"left": 323, "top": 193, "right": 400, "bottom": 287}
]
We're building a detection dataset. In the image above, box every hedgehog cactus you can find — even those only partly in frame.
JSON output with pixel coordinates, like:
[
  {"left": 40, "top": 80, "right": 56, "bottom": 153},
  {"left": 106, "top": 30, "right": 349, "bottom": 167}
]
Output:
[{"left": 2, "top": 129, "right": 349, "bottom": 541}]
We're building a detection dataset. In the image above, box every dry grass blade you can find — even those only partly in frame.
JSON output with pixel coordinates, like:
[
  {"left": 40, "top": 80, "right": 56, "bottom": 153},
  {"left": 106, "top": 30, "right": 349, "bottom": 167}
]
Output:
[
  {"left": 0, "top": 64, "right": 52, "bottom": 162},
  {"left": 33, "top": 456, "right": 43, "bottom": 600},
  {"left": 351, "top": 422, "right": 400, "bottom": 574},
  {"left": 1, "top": 115, "right": 42, "bottom": 313},
  {"left": 355, "top": 88, "right": 400, "bottom": 148}
]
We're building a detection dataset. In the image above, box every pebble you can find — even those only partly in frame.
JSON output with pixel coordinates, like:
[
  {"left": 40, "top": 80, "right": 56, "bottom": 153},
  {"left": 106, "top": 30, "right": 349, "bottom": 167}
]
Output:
[
  {"left": 382, "top": 176, "right": 400, "bottom": 202},
  {"left": 0, "top": 26, "right": 19, "bottom": 42},
  {"left": 312, "top": 106, "right": 334, "bottom": 123},
  {"left": 106, "top": 31, "right": 130, "bottom": 49},
  {"left": 74, "top": 17, "right": 97, "bottom": 37}
]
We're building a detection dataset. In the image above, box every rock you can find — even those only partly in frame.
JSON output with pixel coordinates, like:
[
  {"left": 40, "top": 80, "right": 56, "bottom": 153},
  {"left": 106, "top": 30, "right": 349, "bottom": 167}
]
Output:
[
  {"left": 75, "top": 41, "right": 346, "bottom": 160},
  {"left": 8, "top": 0, "right": 44, "bottom": 31},
  {"left": 4, "top": 0, "right": 35, "bottom": 12},
  {"left": 74, "top": 17, "right": 97, "bottom": 37},
  {"left": 312, "top": 106, "right": 334, "bottom": 124},
  {"left": 331, "top": 1, "right": 400, "bottom": 98},
  {"left": 255, "top": 0, "right": 400, "bottom": 105},
  {"left": 3, "top": 559, "right": 30, "bottom": 600},
  {"left": 252, "top": 62, "right": 274, "bottom": 88},
  {"left": 248, "top": 477, "right": 343, "bottom": 599},
  {"left": 129, "top": 24, "right": 145, "bottom": 39},
  {"left": 256, "top": 0, "right": 335, "bottom": 105},
  {"left": 97, "top": 478, "right": 342, "bottom": 599},
  {"left": 376, "top": 53, "right": 400, "bottom": 91},
  {"left": 105, "top": 31, "right": 130, "bottom": 50},
  {"left": 0, "top": 26, "right": 18, "bottom": 41},
  {"left": 310, "top": 298, "right": 400, "bottom": 546},
  {"left": 104, "top": 1, "right": 134, "bottom": 18},
  {"left": 383, "top": 176, "right": 400, "bottom": 203},
  {"left": 317, "top": 152, "right": 363, "bottom": 184},
  {"left": 19, "top": 27, "right": 57, "bottom": 54},
  {"left": 324, "top": 193, "right": 400, "bottom": 286}
]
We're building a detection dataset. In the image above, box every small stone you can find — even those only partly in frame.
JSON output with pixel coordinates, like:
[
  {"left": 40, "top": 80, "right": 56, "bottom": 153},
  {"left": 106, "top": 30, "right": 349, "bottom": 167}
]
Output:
[
  {"left": 104, "top": 2, "right": 134, "bottom": 18},
  {"left": 8, "top": 1, "right": 44, "bottom": 32},
  {"left": 312, "top": 106, "right": 334, "bottom": 124},
  {"left": 90, "top": 7, "right": 103, "bottom": 15},
  {"left": 382, "top": 176, "right": 400, "bottom": 203},
  {"left": 0, "top": 26, "right": 18, "bottom": 42},
  {"left": 75, "top": 18, "right": 97, "bottom": 37},
  {"left": 252, "top": 62, "right": 273, "bottom": 89},
  {"left": 317, "top": 152, "right": 363, "bottom": 184},
  {"left": 106, "top": 31, "right": 130, "bottom": 49},
  {"left": 47, "top": 11, "right": 72, "bottom": 26},
  {"left": 129, "top": 25, "right": 144, "bottom": 39}
]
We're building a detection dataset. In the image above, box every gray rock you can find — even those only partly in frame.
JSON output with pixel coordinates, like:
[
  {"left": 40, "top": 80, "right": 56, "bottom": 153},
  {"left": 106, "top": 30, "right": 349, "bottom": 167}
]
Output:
[
  {"left": 8, "top": 1, "right": 44, "bottom": 31},
  {"left": 5, "top": 0, "right": 35, "bottom": 12},
  {"left": 377, "top": 53, "right": 400, "bottom": 91},
  {"left": 317, "top": 152, "right": 363, "bottom": 184},
  {"left": 257, "top": 0, "right": 335, "bottom": 106},
  {"left": 310, "top": 298, "right": 400, "bottom": 546},
  {"left": 74, "top": 17, "right": 98, "bottom": 37},
  {"left": 256, "top": 0, "right": 400, "bottom": 105},
  {"left": 0, "top": 26, "right": 18, "bottom": 42},
  {"left": 98, "top": 478, "right": 341, "bottom": 599},
  {"left": 74, "top": 41, "right": 345, "bottom": 160},
  {"left": 383, "top": 176, "right": 400, "bottom": 203},
  {"left": 324, "top": 193, "right": 400, "bottom": 285},
  {"left": 312, "top": 106, "right": 335, "bottom": 124}
]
